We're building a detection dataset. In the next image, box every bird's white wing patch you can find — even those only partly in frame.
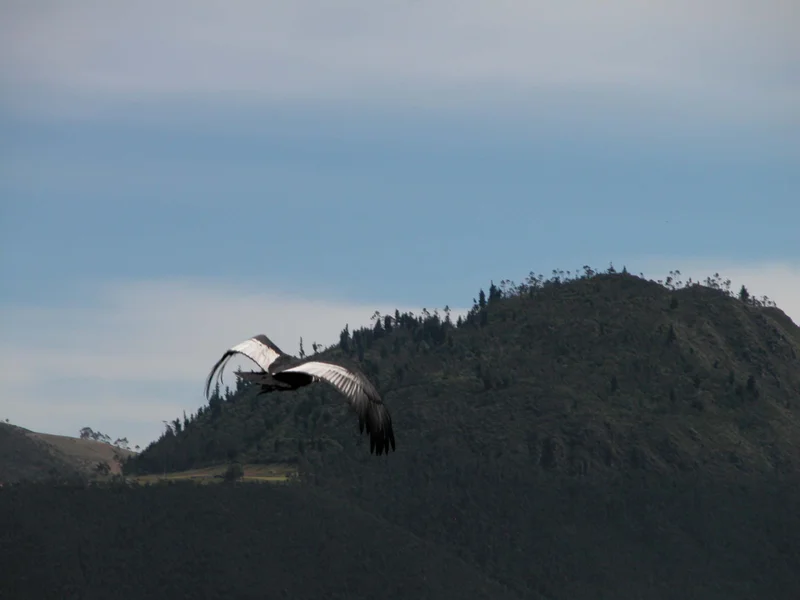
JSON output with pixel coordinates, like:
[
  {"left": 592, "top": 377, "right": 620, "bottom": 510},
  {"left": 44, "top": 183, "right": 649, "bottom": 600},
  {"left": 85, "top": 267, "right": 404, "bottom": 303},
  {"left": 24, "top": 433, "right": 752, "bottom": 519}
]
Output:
[
  {"left": 281, "top": 361, "right": 372, "bottom": 412},
  {"left": 205, "top": 336, "right": 281, "bottom": 397},
  {"left": 229, "top": 338, "right": 281, "bottom": 371}
]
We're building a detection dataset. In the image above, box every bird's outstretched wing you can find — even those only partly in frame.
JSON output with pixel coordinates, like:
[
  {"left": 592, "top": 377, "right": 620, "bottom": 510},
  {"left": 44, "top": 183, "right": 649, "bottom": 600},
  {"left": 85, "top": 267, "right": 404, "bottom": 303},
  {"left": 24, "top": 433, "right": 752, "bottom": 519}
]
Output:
[
  {"left": 205, "top": 334, "right": 285, "bottom": 399},
  {"left": 278, "top": 360, "right": 396, "bottom": 455}
]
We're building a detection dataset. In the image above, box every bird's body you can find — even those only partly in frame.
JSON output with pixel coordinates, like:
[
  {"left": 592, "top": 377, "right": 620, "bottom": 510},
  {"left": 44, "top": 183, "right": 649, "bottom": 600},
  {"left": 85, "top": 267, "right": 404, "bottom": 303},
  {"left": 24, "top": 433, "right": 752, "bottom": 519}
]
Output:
[{"left": 205, "top": 334, "right": 395, "bottom": 455}]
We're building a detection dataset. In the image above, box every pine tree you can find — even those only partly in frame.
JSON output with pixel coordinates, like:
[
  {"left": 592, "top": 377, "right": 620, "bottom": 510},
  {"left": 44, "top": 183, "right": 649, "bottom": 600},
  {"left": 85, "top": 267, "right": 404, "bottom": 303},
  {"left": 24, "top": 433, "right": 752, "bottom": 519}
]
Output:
[
  {"left": 339, "top": 325, "right": 351, "bottom": 353},
  {"left": 739, "top": 285, "right": 751, "bottom": 304}
]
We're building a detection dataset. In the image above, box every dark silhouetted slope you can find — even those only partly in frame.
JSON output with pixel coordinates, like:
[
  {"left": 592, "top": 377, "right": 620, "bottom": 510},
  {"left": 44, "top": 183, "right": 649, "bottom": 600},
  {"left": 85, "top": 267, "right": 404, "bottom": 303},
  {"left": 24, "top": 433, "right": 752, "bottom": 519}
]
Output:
[{"left": 0, "top": 481, "right": 523, "bottom": 600}]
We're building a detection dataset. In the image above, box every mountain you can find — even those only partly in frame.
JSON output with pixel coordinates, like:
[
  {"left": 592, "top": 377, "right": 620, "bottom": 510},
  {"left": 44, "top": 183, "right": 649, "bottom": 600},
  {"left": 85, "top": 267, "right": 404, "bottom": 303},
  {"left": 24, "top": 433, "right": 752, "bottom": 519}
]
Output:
[
  {"left": 118, "top": 266, "right": 800, "bottom": 599},
  {"left": 127, "top": 267, "right": 800, "bottom": 478},
  {"left": 11, "top": 266, "right": 798, "bottom": 599},
  {"left": 113, "top": 267, "right": 800, "bottom": 597},
  {"left": 0, "top": 422, "right": 134, "bottom": 484}
]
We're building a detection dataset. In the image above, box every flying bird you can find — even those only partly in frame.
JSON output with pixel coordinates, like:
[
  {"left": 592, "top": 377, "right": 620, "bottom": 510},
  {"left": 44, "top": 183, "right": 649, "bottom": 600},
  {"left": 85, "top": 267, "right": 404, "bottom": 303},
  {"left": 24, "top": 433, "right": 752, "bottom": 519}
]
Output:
[{"left": 205, "top": 334, "right": 395, "bottom": 456}]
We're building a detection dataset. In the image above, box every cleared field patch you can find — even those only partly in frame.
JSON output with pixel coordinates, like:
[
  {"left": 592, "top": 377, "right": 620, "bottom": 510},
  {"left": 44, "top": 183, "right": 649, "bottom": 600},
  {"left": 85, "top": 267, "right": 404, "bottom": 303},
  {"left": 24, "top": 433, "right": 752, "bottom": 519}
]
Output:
[{"left": 132, "top": 463, "right": 297, "bottom": 485}]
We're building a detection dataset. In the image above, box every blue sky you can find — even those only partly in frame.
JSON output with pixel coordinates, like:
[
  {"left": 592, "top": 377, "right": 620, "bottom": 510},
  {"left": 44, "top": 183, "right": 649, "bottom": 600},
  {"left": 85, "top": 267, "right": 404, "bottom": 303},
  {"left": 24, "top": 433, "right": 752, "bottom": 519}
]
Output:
[{"left": 1, "top": 0, "right": 798, "bottom": 448}]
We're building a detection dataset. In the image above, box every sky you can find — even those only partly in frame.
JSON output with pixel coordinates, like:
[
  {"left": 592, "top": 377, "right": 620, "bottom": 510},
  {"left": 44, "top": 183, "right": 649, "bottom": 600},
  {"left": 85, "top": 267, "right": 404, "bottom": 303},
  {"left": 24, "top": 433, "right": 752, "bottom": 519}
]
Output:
[{"left": 1, "top": 0, "right": 798, "bottom": 449}]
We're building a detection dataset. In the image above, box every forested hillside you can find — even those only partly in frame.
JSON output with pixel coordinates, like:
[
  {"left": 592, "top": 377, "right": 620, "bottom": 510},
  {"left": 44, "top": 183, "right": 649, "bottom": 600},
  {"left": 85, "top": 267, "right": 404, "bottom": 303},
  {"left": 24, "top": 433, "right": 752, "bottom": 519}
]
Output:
[
  {"left": 117, "top": 266, "right": 800, "bottom": 599},
  {"left": 126, "top": 266, "right": 800, "bottom": 477}
]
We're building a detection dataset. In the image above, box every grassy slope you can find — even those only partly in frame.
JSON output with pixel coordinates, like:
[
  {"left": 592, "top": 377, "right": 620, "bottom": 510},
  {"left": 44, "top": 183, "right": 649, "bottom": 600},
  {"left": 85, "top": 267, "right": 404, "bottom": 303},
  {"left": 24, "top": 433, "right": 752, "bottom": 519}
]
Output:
[
  {"left": 0, "top": 423, "right": 82, "bottom": 483},
  {"left": 0, "top": 423, "right": 135, "bottom": 483},
  {"left": 31, "top": 431, "right": 135, "bottom": 474}
]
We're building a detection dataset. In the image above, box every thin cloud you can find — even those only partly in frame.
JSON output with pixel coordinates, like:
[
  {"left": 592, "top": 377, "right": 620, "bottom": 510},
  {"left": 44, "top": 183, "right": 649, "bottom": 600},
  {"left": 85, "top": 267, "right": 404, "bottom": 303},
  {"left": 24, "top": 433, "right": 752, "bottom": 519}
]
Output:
[{"left": 1, "top": 0, "right": 797, "bottom": 128}]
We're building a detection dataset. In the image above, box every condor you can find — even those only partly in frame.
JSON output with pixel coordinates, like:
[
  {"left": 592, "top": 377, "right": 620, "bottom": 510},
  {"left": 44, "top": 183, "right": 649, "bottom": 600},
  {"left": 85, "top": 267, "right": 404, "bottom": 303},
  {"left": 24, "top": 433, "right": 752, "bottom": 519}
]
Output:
[{"left": 205, "top": 334, "right": 395, "bottom": 456}]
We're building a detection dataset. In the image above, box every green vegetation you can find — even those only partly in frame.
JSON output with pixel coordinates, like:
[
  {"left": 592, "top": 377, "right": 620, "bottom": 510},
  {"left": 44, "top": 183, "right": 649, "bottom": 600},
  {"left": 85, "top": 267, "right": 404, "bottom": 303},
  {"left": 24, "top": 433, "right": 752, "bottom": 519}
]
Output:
[
  {"left": 3, "top": 266, "right": 799, "bottom": 599},
  {"left": 126, "top": 266, "right": 800, "bottom": 478},
  {"left": 128, "top": 462, "right": 295, "bottom": 485}
]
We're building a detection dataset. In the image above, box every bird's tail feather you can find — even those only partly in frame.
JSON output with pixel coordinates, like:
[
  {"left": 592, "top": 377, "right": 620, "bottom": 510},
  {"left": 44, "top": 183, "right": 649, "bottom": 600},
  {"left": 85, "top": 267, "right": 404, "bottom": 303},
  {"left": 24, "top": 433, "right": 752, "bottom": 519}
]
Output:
[{"left": 365, "top": 403, "right": 395, "bottom": 456}]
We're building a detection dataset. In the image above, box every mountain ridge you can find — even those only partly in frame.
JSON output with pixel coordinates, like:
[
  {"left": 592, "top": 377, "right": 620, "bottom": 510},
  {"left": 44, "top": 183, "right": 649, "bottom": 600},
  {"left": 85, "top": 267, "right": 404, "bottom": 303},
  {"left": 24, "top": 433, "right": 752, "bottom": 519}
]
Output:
[{"left": 125, "top": 266, "right": 800, "bottom": 478}]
